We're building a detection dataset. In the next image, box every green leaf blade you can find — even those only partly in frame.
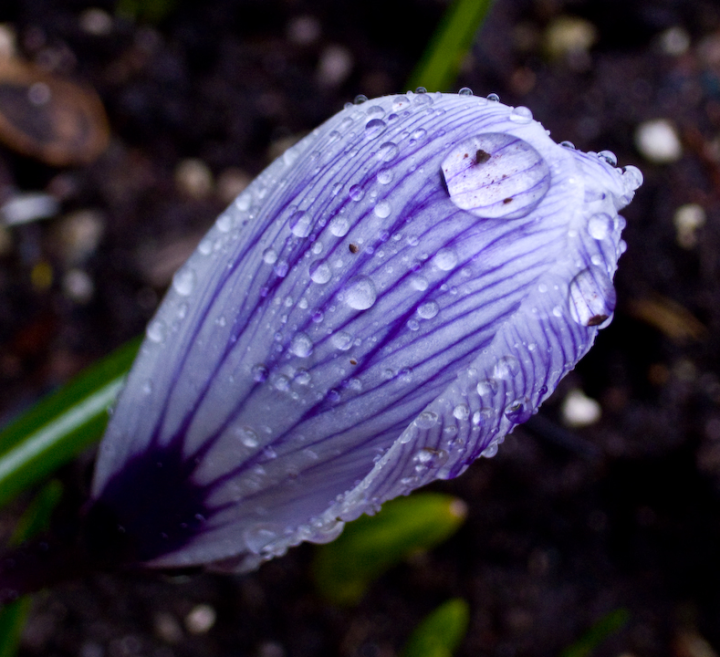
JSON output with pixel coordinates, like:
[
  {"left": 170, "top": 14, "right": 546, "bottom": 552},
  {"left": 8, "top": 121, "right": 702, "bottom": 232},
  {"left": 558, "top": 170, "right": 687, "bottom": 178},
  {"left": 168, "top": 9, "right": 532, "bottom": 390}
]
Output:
[{"left": 401, "top": 598, "right": 470, "bottom": 657}]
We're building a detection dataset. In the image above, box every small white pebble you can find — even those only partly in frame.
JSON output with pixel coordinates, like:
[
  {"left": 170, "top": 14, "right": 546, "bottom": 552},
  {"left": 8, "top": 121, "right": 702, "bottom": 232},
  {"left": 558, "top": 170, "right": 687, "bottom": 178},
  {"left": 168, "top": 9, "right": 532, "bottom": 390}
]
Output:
[
  {"left": 286, "top": 15, "right": 321, "bottom": 45},
  {"left": 561, "top": 388, "right": 601, "bottom": 428},
  {"left": 154, "top": 611, "right": 183, "bottom": 644},
  {"left": 0, "top": 24, "right": 17, "bottom": 60},
  {"left": 316, "top": 45, "right": 354, "bottom": 87},
  {"left": 57, "top": 210, "right": 105, "bottom": 264},
  {"left": 184, "top": 604, "right": 216, "bottom": 635},
  {"left": 175, "top": 158, "right": 214, "bottom": 199},
  {"left": 0, "top": 192, "right": 59, "bottom": 226},
  {"left": 673, "top": 203, "right": 706, "bottom": 248},
  {"left": 63, "top": 269, "right": 94, "bottom": 303},
  {"left": 544, "top": 16, "right": 597, "bottom": 58},
  {"left": 79, "top": 8, "right": 114, "bottom": 35},
  {"left": 634, "top": 119, "right": 682, "bottom": 163},
  {"left": 658, "top": 26, "right": 690, "bottom": 56}
]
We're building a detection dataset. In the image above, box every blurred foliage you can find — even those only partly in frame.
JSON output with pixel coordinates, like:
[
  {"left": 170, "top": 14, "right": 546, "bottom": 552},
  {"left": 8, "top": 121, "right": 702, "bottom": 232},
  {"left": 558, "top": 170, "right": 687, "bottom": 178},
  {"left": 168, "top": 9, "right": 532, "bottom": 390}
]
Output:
[
  {"left": 313, "top": 493, "right": 467, "bottom": 606},
  {"left": 400, "top": 598, "right": 470, "bottom": 657},
  {"left": 115, "top": 0, "right": 178, "bottom": 24},
  {"left": 561, "top": 608, "right": 630, "bottom": 657}
]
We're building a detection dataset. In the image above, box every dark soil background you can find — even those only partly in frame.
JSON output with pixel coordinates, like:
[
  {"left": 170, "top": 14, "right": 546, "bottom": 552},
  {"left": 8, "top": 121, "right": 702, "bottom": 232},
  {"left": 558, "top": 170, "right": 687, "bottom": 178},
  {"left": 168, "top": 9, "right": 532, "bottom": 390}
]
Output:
[{"left": 1, "top": 0, "right": 719, "bottom": 655}]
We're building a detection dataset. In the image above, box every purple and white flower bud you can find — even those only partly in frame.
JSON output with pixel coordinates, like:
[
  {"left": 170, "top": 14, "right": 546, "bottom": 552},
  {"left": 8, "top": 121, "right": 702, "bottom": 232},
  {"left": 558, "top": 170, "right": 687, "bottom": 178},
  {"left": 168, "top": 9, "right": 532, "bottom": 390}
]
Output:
[{"left": 88, "top": 92, "right": 641, "bottom": 572}]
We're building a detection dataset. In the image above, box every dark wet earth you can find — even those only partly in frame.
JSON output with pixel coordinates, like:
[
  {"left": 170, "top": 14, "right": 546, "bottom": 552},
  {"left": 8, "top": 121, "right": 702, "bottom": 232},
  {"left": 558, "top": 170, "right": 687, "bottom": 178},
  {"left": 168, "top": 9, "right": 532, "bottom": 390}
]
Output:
[{"left": 1, "top": 0, "right": 720, "bottom": 655}]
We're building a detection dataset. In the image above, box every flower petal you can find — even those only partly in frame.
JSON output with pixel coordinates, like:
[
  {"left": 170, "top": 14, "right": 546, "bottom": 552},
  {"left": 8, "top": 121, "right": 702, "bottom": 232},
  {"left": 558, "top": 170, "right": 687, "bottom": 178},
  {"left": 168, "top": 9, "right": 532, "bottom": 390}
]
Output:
[{"left": 89, "top": 92, "right": 641, "bottom": 570}]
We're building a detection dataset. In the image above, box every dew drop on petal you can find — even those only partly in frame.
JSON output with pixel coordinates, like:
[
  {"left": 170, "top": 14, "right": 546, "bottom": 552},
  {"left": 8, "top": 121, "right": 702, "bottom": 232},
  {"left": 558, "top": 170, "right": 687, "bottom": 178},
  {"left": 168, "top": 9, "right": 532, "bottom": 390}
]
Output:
[
  {"left": 237, "top": 426, "right": 259, "bottom": 448},
  {"left": 588, "top": 213, "right": 613, "bottom": 240},
  {"left": 453, "top": 404, "right": 470, "bottom": 420},
  {"left": 568, "top": 266, "right": 617, "bottom": 327},
  {"left": 172, "top": 267, "right": 196, "bottom": 296},
  {"left": 244, "top": 524, "right": 279, "bottom": 554},
  {"left": 349, "top": 185, "right": 365, "bottom": 201},
  {"left": 345, "top": 276, "right": 377, "bottom": 310},
  {"left": 374, "top": 200, "right": 391, "bottom": 218},
  {"left": 481, "top": 443, "right": 498, "bottom": 458},
  {"left": 459, "top": 87, "right": 473, "bottom": 96},
  {"left": 290, "top": 211, "right": 312, "bottom": 237},
  {"left": 411, "top": 275, "right": 429, "bottom": 291},
  {"left": 415, "top": 411, "right": 438, "bottom": 429},
  {"left": 417, "top": 301, "right": 439, "bottom": 319},
  {"left": 493, "top": 355, "right": 519, "bottom": 380},
  {"left": 331, "top": 330, "right": 354, "bottom": 351},
  {"left": 252, "top": 364, "right": 269, "bottom": 382},
  {"left": 310, "top": 260, "right": 332, "bottom": 284},
  {"left": 377, "top": 169, "right": 393, "bottom": 184},
  {"left": 147, "top": 319, "right": 166, "bottom": 343},
  {"left": 622, "top": 165, "right": 644, "bottom": 192},
  {"left": 504, "top": 396, "right": 532, "bottom": 423},
  {"left": 365, "top": 118, "right": 386, "bottom": 139},
  {"left": 262, "top": 248, "right": 278, "bottom": 264},
  {"left": 476, "top": 379, "right": 497, "bottom": 397},
  {"left": 442, "top": 133, "right": 551, "bottom": 220},
  {"left": 509, "top": 106, "right": 533, "bottom": 123},
  {"left": 487, "top": 93, "right": 500, "bottom": 102},
  {"left": 329, "top": 216, "right": 351, "bottom": 237},
  {"left": 433, "top": 247, "right": 458, "bottom": 271},
  {"left": 289, "top": 332, "right": 314, "bottom": 357},
  {"left": 376, "top": 142, "right": 399, "bottom": 162}
]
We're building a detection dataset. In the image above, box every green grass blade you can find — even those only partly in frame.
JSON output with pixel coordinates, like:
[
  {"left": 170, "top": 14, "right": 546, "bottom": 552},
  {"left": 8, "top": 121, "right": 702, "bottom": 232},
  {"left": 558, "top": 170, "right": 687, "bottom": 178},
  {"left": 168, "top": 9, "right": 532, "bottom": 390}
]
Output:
[
  {"left": 407, "top": 0, "right": 495, "bottom": 92},
  {"left": 0, "top": 338, "right": 140, "bottom": 507},
  {"left": 400, "top": 598, "right": 470, "bottom": 657},
  {"left": 561, "top": 608, "right": 630, "bottom": 657},
  {"left": 0, "top": 480, "right": 63, "bottom": 657},
  {"left": 313, "top": 492, "right": 467, "bottom": 606}
]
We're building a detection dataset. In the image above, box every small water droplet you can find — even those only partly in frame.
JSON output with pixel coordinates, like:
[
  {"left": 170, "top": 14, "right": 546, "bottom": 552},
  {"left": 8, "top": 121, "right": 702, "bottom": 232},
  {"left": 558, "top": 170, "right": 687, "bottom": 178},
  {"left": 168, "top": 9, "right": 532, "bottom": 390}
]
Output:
[
  {"left": 274, "top": 261, "right": 289, "bottom": 277},
  {"left": 417, "top": 301, "right": 439, "bottom": 319},
  {"left": 476, "top": 379, "right": 497, "bottom": 397},
  {"left": 146, "top": 319, "right": 166, "bottom": 343},
  {"left": 237, "top": 426, "right": 259, "bottom": 448},
  {"left": 622, "top": 165, "right": 643, "bottom": 192},
  {"left": 413, "top": 447, "right": 448, "bottom": 472},
  {"left": 310, "top": 260, "right": 332, "bottom": 284},
  {"left": 376, "top": 142, "right": 399, "bottom": 162},
  {"left": 374, "top": 200, "right": 391, "bottom": 218},
  {"left": 273, "top": 374, "right": 291, "bottom": 391},
  {"left": 588, "top": 213, "right": 613, "bottom": 240},
  {"left": 453, "top": 404, "right": 470, "bottom": 420},
  {"left": 487, "top": 93, "right": 500, "bottom": 102},
  {"left": 349, "top": 185, "right": 365, "bottom": 201},
  {"left": 377, "top": 169, "right": 393, "bottom": 185},
  {"left": 252, "top": 364, "right": 269, "bottom": 382},
  {"left": 493, "top": 355, "right": 519, "bottom": 380},
  {"left": 415, "top": 411, "right": 438, "bottom": 429},
  {"left": 407, "top": 318, "right": 420, "bottom": 331},
  {"left": 509, "top": 106, "right": 533, "bottom": 123},
  {"left": 482, "top": 442, "right": 498, "bottom": 458},
  {"left": 560, "top": 141, "right": 576, "bottom": 150},
  {"left": 459, "top": 87, "right": 473, "bottom": 96},
  {"left": 433, "top": 247, "right": 458, "bottom": 271},
  {"left": 411, "top": 275, "right": 429, "bottom": 291},
  {"left": 505, "top": 397, "right": 532, "bottom": 423},
  {"left": 568, "top": 266, "right": 617, "bottom": 327},
  {"left": 411, "top": 128, "right": 427, "bottom": 141},
  {"left": 365, "top": 118, "right": 386, "bottom": 139},
  {"left": 244, "top": 524, "right": 279, "bottom": 554},
  {"left": 290, "top": 332, "right": 314, "bottom": 357},
  {"left": 331, "top": 330, "right": 354, "bottom": 351},
  {"left": 262, "top": 248, "right": 278, "bottom": 264},
  {"left": 345, "top": 276, "right": 377, "bottom": 310},
  {"left": 329, "top": 215, "right": 351, "bottom": 237},
  {"left": 216, "top": 213, "right": 233, "bottom": 232},
  {"left": 354, "top": 94, "right": 368, "bottom": 105},
  {"left": 172, "top": 267, "right": 196, "bottom": 296},
  {"left": 598, "top": 150, "right": 618, "bottom": 166},
  {"left": 290, "top": 210, "right": 312, "bottom": 237},
  {"left": 472, "top": 408, "right": 494, "bottom": 426}
]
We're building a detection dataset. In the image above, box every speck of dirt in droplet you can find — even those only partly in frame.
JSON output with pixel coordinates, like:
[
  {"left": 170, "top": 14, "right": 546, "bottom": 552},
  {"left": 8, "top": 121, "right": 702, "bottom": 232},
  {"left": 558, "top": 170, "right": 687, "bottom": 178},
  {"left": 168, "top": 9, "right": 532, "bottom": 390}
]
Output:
[
  {"left": 349, "top": 243, "right": 359, "bottom": 253},
  {"left": 476, "top": 149, "right": 491, "bottom": 164}
]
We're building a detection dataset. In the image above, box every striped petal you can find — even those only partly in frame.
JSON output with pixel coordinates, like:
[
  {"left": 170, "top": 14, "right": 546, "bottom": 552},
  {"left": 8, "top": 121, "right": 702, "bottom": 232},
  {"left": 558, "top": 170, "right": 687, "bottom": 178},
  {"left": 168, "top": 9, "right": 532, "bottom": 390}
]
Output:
[{"left": 87, "top": 92, "right": 641, "bottom": 571}]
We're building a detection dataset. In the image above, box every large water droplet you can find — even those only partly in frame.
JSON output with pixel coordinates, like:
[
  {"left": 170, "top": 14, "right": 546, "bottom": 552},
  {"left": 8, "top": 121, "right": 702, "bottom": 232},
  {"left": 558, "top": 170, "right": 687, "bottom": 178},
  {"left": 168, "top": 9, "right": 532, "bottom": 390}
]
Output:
[
  {"left": 568, "top": 266, "right": 616, "bottom": 327},
  {"left": 505, "top": 396, "right": 532, "bottom": 423},
  {"left": 377, "top": 169, "right": 393, "bottom": 185},
  {"left": 417, "top": 301, "right": 439, "bottom": 319},
  {"left": 310, "top": 260, "right": 332, "bottom": 284},
  {"left": 415, "top": 411, "right": 438, "bottom": 429},
  {"left": 374, "top": 200, "right": 391, "bottom": 218},
  {"left": 588, "top": 213, "right": 613, "bottom": 240},
  {"left": 376, "top": 142, "right": 399, "bottom": 162},
  {"left": 622, "top": 165, "right": 643, "bottom": 192},
  {"left": 345, "top": 276, "right": 377, "bottom": 310},
  {"left": 262, "top": 248, "right": 278, "bottom": 264},
  {"left": 172, "top": 267, "right": 196, "bottom": 296},
  {"left": 290, "top": 332, "right": 314, "bottom": 357},
  {"left": 331, "top": 330, "right": 354, "bottom": 351},
  {"left": 329, "top": 215, "right": 351, "bottom": 237},
  {"left": 509, "top": 106, "right": 533, "bottom": 123},
  {"left": 493, "top": 355, "right": 520, "bottom": 380},
  {"left": 442, "top": 133, "right": 550, "bottom": 220},
  {"left": 453, "top": 404, "right": 470, "bottom": 420},
  {"left": 433, "top": 247, "right": 458, "bottom": 271},
  {"left": 290, "top": 210, "right": 312, "bottom": 237},
  {"left": 349, "top": 185, "right": 365, "bottom": 201},
  {"left": 365, "top": 118, "right": 386, "bottom": 139}
]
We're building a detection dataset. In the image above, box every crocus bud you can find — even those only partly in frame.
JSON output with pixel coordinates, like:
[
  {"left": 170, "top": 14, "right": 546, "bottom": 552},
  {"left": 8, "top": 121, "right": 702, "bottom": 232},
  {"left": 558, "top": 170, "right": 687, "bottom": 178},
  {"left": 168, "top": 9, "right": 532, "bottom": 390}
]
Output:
[{"left": 86, "top": 92, "right": 641, "bottom": 573}]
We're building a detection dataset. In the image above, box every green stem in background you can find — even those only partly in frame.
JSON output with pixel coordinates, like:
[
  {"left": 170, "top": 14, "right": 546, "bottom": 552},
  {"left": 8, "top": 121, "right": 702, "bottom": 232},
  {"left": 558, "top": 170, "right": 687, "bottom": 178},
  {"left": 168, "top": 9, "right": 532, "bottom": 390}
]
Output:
[
  {"left": 0, "top": 338, "right": 140, "bottom": 508},
  {"left": 406, "top": 0, "right": 495, "bottom": 92},
  {"left": 400, "top": 598, "right": 470, "bottom": 657},
  {"left": 561, "top": 608, "right": 630, "bottom": 657}
]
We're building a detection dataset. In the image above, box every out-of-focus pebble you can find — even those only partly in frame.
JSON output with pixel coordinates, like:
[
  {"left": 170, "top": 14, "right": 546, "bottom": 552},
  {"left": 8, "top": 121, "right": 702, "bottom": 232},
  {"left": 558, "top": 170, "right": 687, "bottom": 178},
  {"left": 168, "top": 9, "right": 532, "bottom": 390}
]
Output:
[
  {"left": 634, "top": 119, "right": 682, "bottom": 163},
  {"left": 56, "top": 209, "right": 105, "bottom": 264},
  {"left": 175, "top": 158, "right": 214, "bottom": 199},
  {"left": 544, "top": 16, "right": 597, "bottom": 59},
  {"left": 79, "top": 8, "right": 114, "bottom": 36},
  {"left": 31, "top": 261, "right": 53, "bottom": 291},
  {"left": 1, "top": 192, "right": 59, "bottom": 225},
  {"left": 0, "top": 24, "right": 16, "bottom": 59},
  {"left": 561, "top": 388, "right": 602, "bottom": 428},
  {"left": 674, "top": 203, "right": 706, "bottom": 248},
  {"left": 257, "top": 641, "right": 286, "bottom": 657},
  {"left": 316, "top": 45, "right": 353, "bottom": 87},
  {"left": 62, "top": 268, "right": 94, "bottom": 303},
  {"left": 658, "top": 26, "right": 690, "bottom": 55},
  {"left": 217, "top": 167, "right": 251, "bottom": 205},
  {"left": 154, "top": 611, "right": 183, "bottom": 644},
  {"left": 286, "top": 15, "right": 321, "bottom": 45},
  {"left": 184, "top": 604, "right": 216, "bottom": 635}
]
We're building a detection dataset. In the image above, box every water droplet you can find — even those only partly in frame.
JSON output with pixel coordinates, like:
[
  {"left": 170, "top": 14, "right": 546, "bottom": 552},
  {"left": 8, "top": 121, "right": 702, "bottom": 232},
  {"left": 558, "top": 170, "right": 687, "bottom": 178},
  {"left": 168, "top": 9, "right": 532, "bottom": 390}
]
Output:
[
  {"left": 329, "top": 215, "right": 351, "bottom": 237},
  {"left": 413, "top": 447, "right": 448, "bottom": 472},
  {"left": 588, "top": 213, "right": 613, "bottom": 240},
  {"left": 198, "top": 238, "right": 213, "bottom": 255},
  {"left": 598, "top": 150, "right": 617, "bottom": 166},
  {"left": 453, "top": 404, "right": 470, "bottom": 420},
  {"left": 354, "top": 94, "right": 368, "bottom": 105},
  {"left": 568, "top": 266, "right": 617, "bottom": 327},
  {"left": 142, "top": 380, "right": 153, "bottom": 395},
  {"left": 216, "top": 213, "right": 233, "bottom": 232},
  {"left": 509, "top": 106, "right": 533, "bottom": 123},
  {"left": 493, "top": 355, "right": 519, "bottom": 380},
  {"left": 411, "top": 128, "right": 427, "bottom": 141},
  {"left": 442, "top": 133, "right": 551, "bottom": 220},
  {"left": 377, "top": 169, "right": 393, "bottom": 185},
  {"left": 349, "top": 185, "right": 364, "bottom": 201},
  {"left": 290, "top": 210, "right": 312, "bottom": 237},
  {"left": 417, "top": 301, "right": 439, "bottom": 319},
  {"left": 476, "top": 379, "right": 497, "bottom": 397},
  {"left": 172, "top": 267, "right": 196, "bottom": 296},
  {"left": 252, "top": 364, "right": 269, "bottom": 382},
  {"left": 472, "top": 408, "right": 494, "bottom": 426},
  {"left": 290, "top": 332, "right": 314, "bottom": 357},
  {"left": 622, "top": 165, "right": 643, "bottom": 192},
  {"left": 274, "top": 261, "right": 289, "bottom": 277},
  {"left": 244, "top": 524, "right": 279, "bottom": 554},
  {"left": 433, "top": 247, "right": 458, "bottom": 271},
  {"left": 295, "top": 369, "right": 312, "bottom": 386},
  {"left": 407, "top": 318, "right": 420, "bottom": 331},
  {"left": 459, "top": 87, "right": 473, "bottom": 96},
  {"left": 505, "top": 397, "right": 532, "bottom": 423},
  {"left": 237, "top": 426, "right": 259, "bottom": 448},
  {"left": 365, "top": 118, "right": 386, "bottom": 139},
  {"left": 481, "top": 443, "right": 498, "bottom": 458},
  {"left": 262, "top": 248, "right": 278, "bottom": 264},
  {"left": 273, "top": 374, "right": 291, "bottom": 391},
  {"left": 310, "top": 260, "right": 332, "bottom": 284},
  {"left": 487, "top": 93, "right": 500, "bottom": 102},
  {"left": 146, "top": 319, "right": 166, "bottom": 343},
  {"left": 331, "top": 330, "right": 354, "bottom": 351},
  {"left": 374, "top": 200, "right": 391, "bottom": 218},
  {"left": 376, "top": 142, "right": 399, "bottom": 162},
  {"left": 415, "top": 411, "right": 438, "bottom": 429},
  {"left": 560, "top": 141, "right": 576, "bottom": 150},
  {"left": 345, "top": 276, "right": 377, "bottom": 310},
  {"left": 411, "top": 275, "right": 429, "bottom": 291}
]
